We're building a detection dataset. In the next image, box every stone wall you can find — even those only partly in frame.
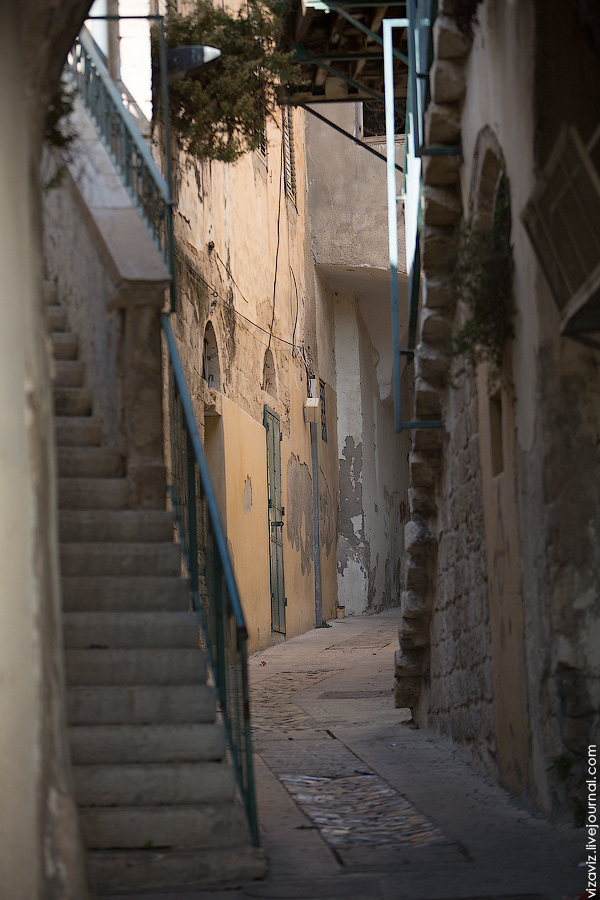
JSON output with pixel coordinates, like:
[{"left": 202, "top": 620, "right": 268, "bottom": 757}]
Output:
[
  {"left": 398, "top": 0, "right": 600, "bottom": 817},
  {"left": 0, "top": 3, "right": 95, "bottom": 897},
  {"left": 416, "top": 367, "right": 497, "bottom": 774}
]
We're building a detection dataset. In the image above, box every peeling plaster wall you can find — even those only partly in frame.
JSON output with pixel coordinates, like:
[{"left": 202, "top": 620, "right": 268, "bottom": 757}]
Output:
[
  {"left": 286, "top": 453, "right": 314, "bottom": 576},
  {"left": 171, "top": 109, "right": 339, "bottom": 648},
  {"left": 335, "top": 293, "right": 408, "bottom": 616}
]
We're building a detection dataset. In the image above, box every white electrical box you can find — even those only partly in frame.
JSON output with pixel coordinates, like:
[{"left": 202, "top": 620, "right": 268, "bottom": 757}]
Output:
[{"left": 305, "top": 397, "right": 320, "bottom": 423}]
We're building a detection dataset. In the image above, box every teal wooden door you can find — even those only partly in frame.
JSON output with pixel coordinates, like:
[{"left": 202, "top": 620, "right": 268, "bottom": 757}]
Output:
[{"left": 264, "top": 406, "right": 286, "bottom": 633}]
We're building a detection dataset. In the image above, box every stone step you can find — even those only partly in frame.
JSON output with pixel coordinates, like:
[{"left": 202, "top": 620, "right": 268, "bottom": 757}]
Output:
[
  {"left": 62, "top": 576, "right": 189, "bottom": 612},
  {"left": 54, "top": 359, "right": 85, "bottom": 388},
  {"left": 57, "top": 447, "right": 124, "bottom": 479},
  {"left": 59, "top": 478, "right": 129, "bottom": 509},
  {"left": 86, "top": 846, "right": 268, "bottom": 895},
  {"left": 59, "top": 509, "right": 174, "bottom": 543},
  {"left": 60, "top": 542, "right": 181, "bottom": 577},
  {"left": 55, "top": 416, "right": 102, "bottom": 447},
  {"left": 73, "top": 762, "right": 235, "bottom": 807},
  {"left": 66, "top": 684, "right": 216, "bottom": 726},
  {"left": 63, "top": 611, "right": 199, "bottom": 649},
  {"left": 52, "top": 332, "right": 78, "bottom": 360},
  {"left": 79, "top": 803, "right": 247, "bottom": 851},
  {"left": 53, "top": 386, "right": 92, "bottom": 417},
  {"left": 70, "top": 723, "right": 226, "bottom": 765},
  {"left": 65, "top": 648, "right": 206, "bottom": 686},
  {"left": 46, "top": 305, "right": 68, "bottom": 332}
]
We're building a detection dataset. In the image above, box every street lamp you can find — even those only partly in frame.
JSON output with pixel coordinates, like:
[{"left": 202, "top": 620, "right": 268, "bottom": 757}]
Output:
[{"left": 167, "top": 45, "right": 221, "bottom": 82}]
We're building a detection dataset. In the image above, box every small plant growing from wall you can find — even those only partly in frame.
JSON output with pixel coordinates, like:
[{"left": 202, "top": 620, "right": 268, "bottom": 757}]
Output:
[
  {"left": 164, "top": 0, "right": 295, "bottom": 163},
  {"left": 448, "top": 174, "right": 515, "bottom": 385}
]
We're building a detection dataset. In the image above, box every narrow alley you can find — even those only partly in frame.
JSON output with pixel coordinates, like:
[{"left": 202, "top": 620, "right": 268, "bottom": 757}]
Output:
[{"left": 104, "top": 608, "right": 583, "bottom": 900}]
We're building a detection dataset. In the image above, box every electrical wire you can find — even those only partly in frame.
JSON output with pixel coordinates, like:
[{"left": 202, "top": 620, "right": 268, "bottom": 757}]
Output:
[{"left": 175, "top": 248, "right": 298, "bottom": 350}]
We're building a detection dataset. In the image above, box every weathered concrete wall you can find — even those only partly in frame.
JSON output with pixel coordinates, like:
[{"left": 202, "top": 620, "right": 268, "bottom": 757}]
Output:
[
  {"left": 306, "top": 103, "right": 404, "bottom": 272},
  {"left": 0, "top": 3, "right": 93, "bottom": 897}
]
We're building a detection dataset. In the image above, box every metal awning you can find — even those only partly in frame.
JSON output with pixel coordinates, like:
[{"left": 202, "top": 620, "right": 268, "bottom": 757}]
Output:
[{"left": 281, "top": 0, "right": 409, "bottom": 113}]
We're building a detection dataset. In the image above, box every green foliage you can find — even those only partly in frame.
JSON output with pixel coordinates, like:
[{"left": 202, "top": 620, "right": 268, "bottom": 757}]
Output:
[
  {"left": 449, "top": 179, "right": 514, "bottom": 385},
  {"left": 321, "top": 619, "right": 332, "bottom": 628},
  {"left": 165, "top": 0, "right": 295, "bottom": 163}
]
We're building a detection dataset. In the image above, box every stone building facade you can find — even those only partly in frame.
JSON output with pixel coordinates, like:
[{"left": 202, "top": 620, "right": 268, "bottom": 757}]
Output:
[
  {"left": 395, "top": 0, "right": 600, "bottom": 818},
  {"left": 168, "top": 101, "right": 341, "bottom": 651}
]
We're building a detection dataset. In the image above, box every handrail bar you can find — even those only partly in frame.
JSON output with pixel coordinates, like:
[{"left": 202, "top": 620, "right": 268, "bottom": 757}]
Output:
[
  {"left": 77, "top": 25, "right": 171, "bottom": 203},
  {"left": 161, "top": 314, "right": 247, "bottom": 635}
]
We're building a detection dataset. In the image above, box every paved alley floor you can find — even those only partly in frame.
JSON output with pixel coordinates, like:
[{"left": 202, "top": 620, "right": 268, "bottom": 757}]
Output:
[{"left": 109, "top": 608, "right": 585, "bottom": 900}]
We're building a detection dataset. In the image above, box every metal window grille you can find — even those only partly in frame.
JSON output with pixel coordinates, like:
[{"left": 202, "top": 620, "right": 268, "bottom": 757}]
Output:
[
  {"left": 522, "top": 125, "right": 600, "bottom": 340},
  {"left": 258, "top": 126, "right": 267, "bottom": 161},
  {"left": 319, "top": 379, "right": 327, "bottom": 443},
  {"left": 282, "top": 106, "right": 297, "bottom": 204}
]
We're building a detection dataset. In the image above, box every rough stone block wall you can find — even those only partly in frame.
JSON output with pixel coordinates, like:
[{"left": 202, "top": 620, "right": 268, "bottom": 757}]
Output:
[{"left": 419, "top": 369, "right": 497, "bottom": 774}]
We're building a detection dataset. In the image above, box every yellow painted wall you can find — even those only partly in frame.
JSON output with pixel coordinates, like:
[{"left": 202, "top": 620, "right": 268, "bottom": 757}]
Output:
[
  {"left": 477, "top": 367, "right": 533, "bottom": 796},
  {"left": 221, "top": 394, "right": 272, "bottom": 654}
]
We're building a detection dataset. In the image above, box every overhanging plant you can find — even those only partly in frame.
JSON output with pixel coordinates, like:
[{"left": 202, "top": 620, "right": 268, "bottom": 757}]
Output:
[
  {"left": 449, "top": 175, "right": 515, "bottom": 385},
  {"left": 164, "top": 0, "right": 295, "bottom": 163}
]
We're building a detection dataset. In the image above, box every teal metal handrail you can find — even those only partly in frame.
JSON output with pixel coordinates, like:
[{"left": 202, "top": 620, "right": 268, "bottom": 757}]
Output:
[
  {"left": 162, "top": 314, "right": 259, "bottom": 846},
  {"left": 66, "top": 25, "right": 259, "bottom": 846},
  {"left": 66, "top": 26, "right": 176, "bottom": 305},
  {"left": 385, "top": 4, "right": 447, "bottom": 431}
]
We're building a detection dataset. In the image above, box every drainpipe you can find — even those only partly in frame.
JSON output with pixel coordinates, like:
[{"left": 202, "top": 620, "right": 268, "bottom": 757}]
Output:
[{"left": 310, "top": 420, "right": 323, "bottom": 628}]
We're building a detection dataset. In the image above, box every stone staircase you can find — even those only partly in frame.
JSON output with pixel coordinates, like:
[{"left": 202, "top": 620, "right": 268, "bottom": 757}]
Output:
[{"left": 48, "top": 299, "right": 266, "bottom": 894}]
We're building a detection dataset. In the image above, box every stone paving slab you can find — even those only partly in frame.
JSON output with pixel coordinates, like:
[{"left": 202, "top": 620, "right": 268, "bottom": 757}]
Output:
[{"left": 101, "top": 609, "right": 587, "bottom": 900}]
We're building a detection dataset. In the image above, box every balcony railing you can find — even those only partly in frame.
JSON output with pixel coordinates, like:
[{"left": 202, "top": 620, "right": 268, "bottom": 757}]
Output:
[
  {"left": 163, "top": 315, "right": 259, "bottom": 846},
  {"left": 66, "top": 26, "right": 175, "bottom": 299}
]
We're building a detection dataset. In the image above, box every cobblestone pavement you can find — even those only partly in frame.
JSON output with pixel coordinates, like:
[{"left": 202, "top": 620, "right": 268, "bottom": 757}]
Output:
[{"left": 110, "top": 608, "right": 586, "bottom": 900}]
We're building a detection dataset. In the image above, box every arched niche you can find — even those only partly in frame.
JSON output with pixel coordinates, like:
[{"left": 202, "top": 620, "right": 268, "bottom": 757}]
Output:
[
  {"left": 262, "top": 348, "right": 277, "bottom": 399},
  {"left": 202, "top": 320, "right": 221, "bottom": 390}
]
